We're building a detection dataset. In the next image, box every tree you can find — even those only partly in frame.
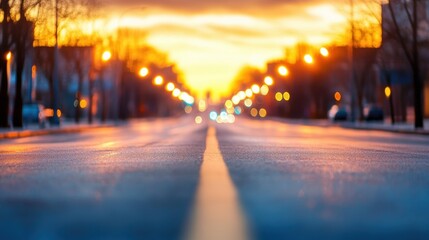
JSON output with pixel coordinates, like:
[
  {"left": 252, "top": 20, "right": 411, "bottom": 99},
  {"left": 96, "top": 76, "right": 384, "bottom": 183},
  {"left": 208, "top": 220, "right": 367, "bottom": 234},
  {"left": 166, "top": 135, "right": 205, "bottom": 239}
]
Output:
[
  {"left": 11, "top": 0, "right": 41, "bottom": 128},
  {"left": 347, "top": 0, "right": 382, "bottom": 121},
  {"left": 385, "top": 0, "right": 426, "bottom": 129},
  {"left": 0, "top": 0, "right": 11, "bottom": 127}
]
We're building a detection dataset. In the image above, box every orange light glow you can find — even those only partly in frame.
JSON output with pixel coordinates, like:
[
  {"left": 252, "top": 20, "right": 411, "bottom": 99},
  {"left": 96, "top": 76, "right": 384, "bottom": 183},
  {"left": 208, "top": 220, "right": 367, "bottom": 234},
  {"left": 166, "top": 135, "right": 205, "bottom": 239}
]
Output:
[
  {"left": 225, "top": 100, "right": 233, "bottom": 109},
  {"left": 238, "top": 91, "right": 246, "bottom": 100},
  {"left": 166, "top": 82, "right": 175, "bottom": 91},
  {"left": 153, "top": 75, "right": 164, "bottom": 86},
  {"left": 304, "top": 54, "right": 314, "bottom": 64},
  {"left": 102, "top": 51, "right": 112, "bottom": 62},
  {"left": 244, "top": 99, "right": 252, "bottom": 108},
  {"left": 259, "top": 108, "right": 267, "bottom": 118},
  {"left": 245, "top": 89, "right": 253, "bottom": 98},
  {"left": 264, "top": 76, "right": 274, "bottom": 86},
  {"left": 275, "top": 92, "right": 283, "bottom": 102},
  {"left": 283, "top": 92, "right": 290, "bottom": 101},
  {"left": 251, "top": 84, "right": 260, "bottom": 94},
  {"left": 139, "top": 67, "right": 149, "bottom": 77},
  {"left": 250, "top": 108, "right": 258, "bottom": 117},
  {"left": 385, "top": 86, "right": 391, "bottom": 98},
  {"left": 232, "top": 96, "right": 240, "bottom": 105},
  {"left": 6, "top": 51, "right": 11, "bottom": 61},
  {"left": 334, "top": 91, "right": 342, "bottom": 101},
  {"left": 277, "top": 66, "right": 289, "bottom": 76},
  {"left": 80, "top": 99, "right": 88, "bottom": 109},
  {"left": 260, "top": 85, "right": 269, "bottom": 96},
  {"left": 320, "top": 47, "right": 329, "bottom": 57},
  {"left": 172, "top": 88, "right": 181, "bottom": 97}
]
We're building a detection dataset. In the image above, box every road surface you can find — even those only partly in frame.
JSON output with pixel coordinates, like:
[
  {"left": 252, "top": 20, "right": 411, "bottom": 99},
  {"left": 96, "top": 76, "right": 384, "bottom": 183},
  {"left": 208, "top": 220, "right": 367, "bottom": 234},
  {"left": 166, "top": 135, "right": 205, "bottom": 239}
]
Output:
[{"left": 1, "top": 117, "right": 428, "bottom": 239}]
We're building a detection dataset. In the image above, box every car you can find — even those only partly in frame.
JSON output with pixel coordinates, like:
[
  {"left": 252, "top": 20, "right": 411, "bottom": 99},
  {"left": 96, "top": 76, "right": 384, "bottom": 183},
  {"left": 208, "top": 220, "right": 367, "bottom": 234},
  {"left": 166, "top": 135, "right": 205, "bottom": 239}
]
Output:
[
  {"left": 364, "top": 105, "right": 384, "bottom": 121},
  {"left": 22, "top": 103, "right": 47, "bottom": 127},
  {"left": 328, "top": 105, "right": 348, "bottom": 121}
]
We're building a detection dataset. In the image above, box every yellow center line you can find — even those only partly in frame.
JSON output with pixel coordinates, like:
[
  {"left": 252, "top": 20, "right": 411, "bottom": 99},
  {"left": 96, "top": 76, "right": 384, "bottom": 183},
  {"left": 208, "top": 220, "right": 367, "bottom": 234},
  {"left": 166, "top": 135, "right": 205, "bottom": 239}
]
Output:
[{"left": 185, "top": 126, "right": 248, "bottom": 240}]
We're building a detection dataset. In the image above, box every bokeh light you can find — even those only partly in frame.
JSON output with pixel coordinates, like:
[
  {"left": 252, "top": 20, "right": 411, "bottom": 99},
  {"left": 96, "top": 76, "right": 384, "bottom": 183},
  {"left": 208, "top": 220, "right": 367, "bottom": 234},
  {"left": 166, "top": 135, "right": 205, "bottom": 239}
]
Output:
[
  {"left": 385, "top": 86, "right": 391, "bottom": 98},
  {"left": 278, "top": 65, "right": 289, "bottom": 76},
  {"left": 153, "top": 75, "right": 164, "bottom": 86},
  {"left": 334, "top": 91, "right": 342, "bottom": 101},
  {"left": 244, "top": 99, "right": 253, "bottom": 108},
  {"left": 139, "top": 67, "right": 149, "bottom": 77},
  {"left": 259, "top": 108, "right": 267, "bottom": 118},
  {"left": 304, "top": 54, "right": 314, "bottom": 64},
  {"left": 195, "top": 116, "right": 203, "bottom": 124},
  {"left": 275, "top": 92, "right": 283, "bottom": 102},
  {"left": 250, "top": 108, "right": 258, "bottom": 117},
  {"left": 264, "top": 76, "right": 274, "bottom": 86},
  {"left": 283, "top": 92, "right": 290, "bottom": 101},
  {"left": 260, "top": 85, "right": 269, "bottom": 96}
]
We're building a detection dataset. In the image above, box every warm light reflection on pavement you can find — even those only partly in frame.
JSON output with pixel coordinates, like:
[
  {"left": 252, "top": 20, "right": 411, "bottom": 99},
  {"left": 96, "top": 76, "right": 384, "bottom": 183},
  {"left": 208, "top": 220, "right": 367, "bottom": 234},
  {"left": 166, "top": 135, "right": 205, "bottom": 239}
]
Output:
[
  {"left": 0, "top": 116, "right": 429, "bottom": 239},
  {"left": 186, "top": 127, "right": 248, "bottom": 240}
]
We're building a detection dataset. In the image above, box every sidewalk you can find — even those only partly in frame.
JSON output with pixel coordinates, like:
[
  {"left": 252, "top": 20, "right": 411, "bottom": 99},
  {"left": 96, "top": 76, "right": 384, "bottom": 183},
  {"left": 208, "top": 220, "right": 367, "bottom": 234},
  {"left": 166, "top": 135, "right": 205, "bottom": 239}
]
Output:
[
  {"left": 339, "top": 119, "right": 429, "bottom": 135},
  {"left": 270, "top": 117, "right": 429, "bottom": 135},
  {"left": 0, "top": 120, "right": 116, "bottom": 140}
]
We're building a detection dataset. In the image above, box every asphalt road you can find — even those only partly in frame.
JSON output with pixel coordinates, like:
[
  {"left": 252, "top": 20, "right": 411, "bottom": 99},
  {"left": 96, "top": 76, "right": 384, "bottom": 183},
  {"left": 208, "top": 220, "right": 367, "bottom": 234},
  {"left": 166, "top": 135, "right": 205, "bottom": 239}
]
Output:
[{"left": 1, "top": 116, "right": 429, "bottom": 240}]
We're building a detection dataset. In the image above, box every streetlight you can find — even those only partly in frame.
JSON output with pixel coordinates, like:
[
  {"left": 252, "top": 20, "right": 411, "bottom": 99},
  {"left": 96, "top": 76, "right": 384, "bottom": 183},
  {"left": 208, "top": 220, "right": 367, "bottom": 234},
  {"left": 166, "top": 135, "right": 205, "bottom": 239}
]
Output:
[
  {"left": 102, "top": 50, "right": 112, "bottom": 62},
  {"left": 320, "top": 47, "right": 329, "bottom": 57},
  {"left": 166, "top": 82, "right": 175, "bottom": 91},
  {"left": 153, "top": 75, "right": 164, "bottom": 86},
  {"left": 277, "top": 65, "right": 289, "bottom": 76},
  {"left": 264, "top": 76, "right": 274, "bottom": 86},
  {"left": 304, "top": 54, "right": 314, "bottom": 64},
  {"left": 334, "top": 91, "right": 342, "bottom": 102},
  {"left": 139, "top": 67, "right": 149, "bottom": 77},
  {"left": 100, "top": 50, "right": 111, "bottom": 122}
]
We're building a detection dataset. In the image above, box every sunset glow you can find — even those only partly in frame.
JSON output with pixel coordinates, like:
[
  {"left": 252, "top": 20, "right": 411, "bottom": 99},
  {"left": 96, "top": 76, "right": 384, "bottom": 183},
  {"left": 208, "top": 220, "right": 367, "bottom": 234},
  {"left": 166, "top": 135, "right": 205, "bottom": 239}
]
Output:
[{"left": 39, "top": 0, "right": 380, "bottom": 100}]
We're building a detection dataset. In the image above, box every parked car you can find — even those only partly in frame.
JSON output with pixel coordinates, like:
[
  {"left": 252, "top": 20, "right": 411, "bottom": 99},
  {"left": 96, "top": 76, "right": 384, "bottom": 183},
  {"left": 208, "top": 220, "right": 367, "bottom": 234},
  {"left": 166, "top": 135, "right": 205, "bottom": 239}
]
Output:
[
  {"left": 328, "top": 105, "right": 348, "bottom": 121},
  {"left": 22, "top": 103, "right": 47, "bottom": 127},
  {"left": 364, "top": 105, "right": 384, "bottom": 121}
]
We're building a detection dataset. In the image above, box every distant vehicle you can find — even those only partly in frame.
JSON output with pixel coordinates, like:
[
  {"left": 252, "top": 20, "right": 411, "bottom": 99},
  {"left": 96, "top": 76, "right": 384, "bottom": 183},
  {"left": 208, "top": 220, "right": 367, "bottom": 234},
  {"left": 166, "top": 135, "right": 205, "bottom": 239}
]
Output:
[
  {"left": 328, "top": 105, "right": 348, "bottom": 121},
  {"left": 22, "top": 103, "right": 47, "bottom": 127},
  {"left": 364, "top": 105, "right": 384, "bottom": 121}
]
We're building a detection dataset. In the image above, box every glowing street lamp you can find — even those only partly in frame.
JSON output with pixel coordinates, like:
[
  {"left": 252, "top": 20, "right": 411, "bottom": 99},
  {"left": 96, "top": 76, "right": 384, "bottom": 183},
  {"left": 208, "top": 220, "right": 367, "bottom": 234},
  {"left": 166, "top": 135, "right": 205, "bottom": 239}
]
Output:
[
  {"left": 384, "top": 86, "right": 391, "bottom": 98},
  {"left": 277, "top": 65, "right": 289, "bottom": 76},
  {"left": 304, "top": 54, "right": 314, "bottom": 64},
  {"left": 6, "top": 51, "right": 11, "bottom": 61},
  {"left": 334, "top": 91, "right": 342, "bottom": 102},
  {"left": 139, "top": 67, "right": 149, "bottom": 77},
  {"left": 320, "top": 47, "right": 329, "bottom": 57},
  {"left": 264, "top": 76, "right": 274, "bottom": 86},
  {"left": 166, "top": 82, "right": 175, "bottom": 91},
  {"left": 101, "top": 50, "right": 112, "bottom": 62},
  {"left": 153, "top": 75, "right": 164, "bottom": 86}
]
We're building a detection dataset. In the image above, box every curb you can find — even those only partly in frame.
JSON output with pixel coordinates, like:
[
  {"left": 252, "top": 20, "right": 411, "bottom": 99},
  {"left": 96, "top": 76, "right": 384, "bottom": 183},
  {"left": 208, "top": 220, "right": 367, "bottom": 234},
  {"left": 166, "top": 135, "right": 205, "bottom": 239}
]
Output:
[
  {"left": 0, "top": 124, "right": 116, "bottom": 140},
  {"left": 268, "top": 117, "right": 429, "bottom": 136},
  {"left": 339, "top": 124, "right": 429, "bottom": 136}
]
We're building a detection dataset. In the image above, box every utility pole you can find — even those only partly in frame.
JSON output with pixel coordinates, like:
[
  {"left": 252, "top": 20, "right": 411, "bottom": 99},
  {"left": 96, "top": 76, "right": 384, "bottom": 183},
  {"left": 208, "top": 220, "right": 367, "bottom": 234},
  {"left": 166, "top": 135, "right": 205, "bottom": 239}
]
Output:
[{"left": 51, "top": 0, "right": 60, "bottom": 126}]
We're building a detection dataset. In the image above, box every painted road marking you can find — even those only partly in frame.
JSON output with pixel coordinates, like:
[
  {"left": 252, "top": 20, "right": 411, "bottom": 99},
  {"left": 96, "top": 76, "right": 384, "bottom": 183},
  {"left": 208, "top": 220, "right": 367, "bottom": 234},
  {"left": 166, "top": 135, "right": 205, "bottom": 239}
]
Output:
[{"left": 185, "top": 126, "right": 248, "bottom": 240}]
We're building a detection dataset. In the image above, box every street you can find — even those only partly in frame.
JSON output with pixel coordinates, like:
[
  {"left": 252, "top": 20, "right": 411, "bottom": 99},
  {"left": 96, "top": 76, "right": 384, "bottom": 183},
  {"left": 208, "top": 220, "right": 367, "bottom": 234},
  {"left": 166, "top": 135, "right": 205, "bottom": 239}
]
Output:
[{"left": 1, "top": 117, "right": 429, "bottom": 239}]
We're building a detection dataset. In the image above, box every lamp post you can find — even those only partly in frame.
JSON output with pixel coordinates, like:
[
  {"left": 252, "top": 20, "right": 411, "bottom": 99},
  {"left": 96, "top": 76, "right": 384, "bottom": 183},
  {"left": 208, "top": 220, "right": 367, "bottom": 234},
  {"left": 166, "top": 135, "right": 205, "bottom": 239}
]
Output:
[{"left": 100, "top": 50, "right": 111, "bottom": 122}]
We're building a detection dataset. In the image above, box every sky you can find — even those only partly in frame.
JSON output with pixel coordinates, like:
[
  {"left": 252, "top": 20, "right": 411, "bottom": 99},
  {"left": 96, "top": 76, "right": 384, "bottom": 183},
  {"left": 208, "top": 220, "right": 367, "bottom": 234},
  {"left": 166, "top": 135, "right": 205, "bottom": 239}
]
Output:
[{"left": 101, "top": 0, "right": 349, "bottom": 99}]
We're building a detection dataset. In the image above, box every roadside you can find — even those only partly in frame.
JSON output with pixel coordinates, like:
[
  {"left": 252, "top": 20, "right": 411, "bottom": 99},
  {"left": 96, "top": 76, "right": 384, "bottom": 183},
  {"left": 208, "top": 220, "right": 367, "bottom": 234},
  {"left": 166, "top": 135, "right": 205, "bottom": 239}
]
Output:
[
  {"left": 0, "top": 120, "right": 117, "bottom": 140},
  {"left": 269, "top": 117, "right": 429, "bottom": 136}
]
